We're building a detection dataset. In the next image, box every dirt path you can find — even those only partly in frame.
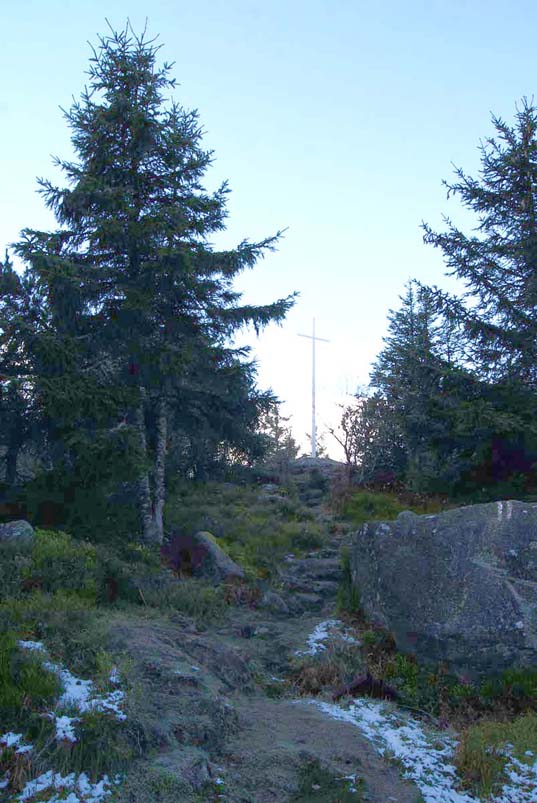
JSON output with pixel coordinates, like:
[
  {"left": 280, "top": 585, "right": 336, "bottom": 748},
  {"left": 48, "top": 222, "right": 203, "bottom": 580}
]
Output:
[
  {"left": 108, "top": 520, "right": 424, "bottom": 802},
  {"left": 223, "top": 694, "right": 420, "bottom": 802}
]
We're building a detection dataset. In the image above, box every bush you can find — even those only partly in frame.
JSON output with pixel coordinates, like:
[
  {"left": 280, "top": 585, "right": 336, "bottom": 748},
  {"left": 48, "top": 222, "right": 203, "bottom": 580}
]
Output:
[{"left": 29, "top": 529, "right": 97, "bottom": 599}]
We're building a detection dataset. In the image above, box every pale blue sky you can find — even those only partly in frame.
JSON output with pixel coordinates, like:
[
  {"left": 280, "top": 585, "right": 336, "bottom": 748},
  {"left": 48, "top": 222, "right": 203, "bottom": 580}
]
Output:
[{"left": 1, "top": 1, "right": 535, "bottom": 456}]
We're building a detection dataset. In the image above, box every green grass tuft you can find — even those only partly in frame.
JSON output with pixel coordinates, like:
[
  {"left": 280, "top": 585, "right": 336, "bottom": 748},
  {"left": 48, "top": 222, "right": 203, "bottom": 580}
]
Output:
[
  {"left": 456, "top": 713, "right": 537, "bottom": 796},
  {"left": 341, "top": 491, "right": 407, "bottom": 526},
  {"left": 291, "top": 759, "right": 365, "bottom": 802}
]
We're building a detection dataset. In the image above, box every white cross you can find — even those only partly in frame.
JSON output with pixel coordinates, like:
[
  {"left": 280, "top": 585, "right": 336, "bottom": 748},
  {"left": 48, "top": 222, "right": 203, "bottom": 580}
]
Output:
[{"left": 298, "top": 318, "right": 329, "bottom": 458}]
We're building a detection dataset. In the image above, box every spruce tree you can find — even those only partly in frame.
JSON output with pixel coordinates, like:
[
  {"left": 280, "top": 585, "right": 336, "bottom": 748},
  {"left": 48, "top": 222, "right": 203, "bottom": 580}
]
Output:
[
  {"left": 15, "top": 24, "right": 295, "bottom": 542},
  {"left": 370, "top": 281, "right": 470, "bottom": 490},
  {"left": 423, "top": 99, "right": 537, "bottom": 386}
]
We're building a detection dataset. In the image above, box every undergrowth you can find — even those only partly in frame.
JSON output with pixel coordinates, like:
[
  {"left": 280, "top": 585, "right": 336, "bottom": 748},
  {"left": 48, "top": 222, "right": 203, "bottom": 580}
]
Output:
[
  {"left": 339, "top": 489, "right": 451, "bottom": 527},
  {"left": 165, "top": 480, "right": 326, "bottom": 577},
  {"left": 0, "top": 522, "right": 229, "bottom": 799}
]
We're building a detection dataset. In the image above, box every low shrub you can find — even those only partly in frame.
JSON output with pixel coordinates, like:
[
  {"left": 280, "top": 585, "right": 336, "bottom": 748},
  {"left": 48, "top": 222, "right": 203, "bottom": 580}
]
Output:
[{"left": 28, "top": 529, "right": 97, "bottom": 600}]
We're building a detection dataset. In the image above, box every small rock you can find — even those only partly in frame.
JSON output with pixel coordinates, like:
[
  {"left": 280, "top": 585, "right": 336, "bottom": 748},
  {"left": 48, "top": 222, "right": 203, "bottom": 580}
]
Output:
[
  {"left": 259, "top": 591, "right": 290, "bottom": 615},
  {"left": 162, "top": 530, "right": 244, "bottom": 585},
  {"left": 288, "top": 592, "right": 324, "bottom": 612},
  {"left": 0, "top": 520, "right": 34, "bottom": 547}
]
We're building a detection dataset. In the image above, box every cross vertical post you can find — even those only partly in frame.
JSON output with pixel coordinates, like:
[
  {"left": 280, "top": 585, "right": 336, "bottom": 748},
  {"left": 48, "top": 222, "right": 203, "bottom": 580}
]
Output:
[{"left": 298, "top": 318, "right": 329, "bottom": 458}]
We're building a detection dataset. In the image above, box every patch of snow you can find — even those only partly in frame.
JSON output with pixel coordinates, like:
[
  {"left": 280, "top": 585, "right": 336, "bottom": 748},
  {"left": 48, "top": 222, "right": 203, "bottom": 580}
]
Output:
[
  {"left": 515, "top": 621, "right": 525, "bottom": 630},
  {"left": 0, "top": 774, "right": 9, "bottom": 789},
  {"left": 498, "top": 501, "right": 503, "bottom": 520},
  {"left": 0, "top": 732, "right": 33, "bottom": 755},
  {"left": 17, "top": 640, "right": 45, "bottom": 652},
  {"left": 16, "top": 770, "right": 119, "bottom": 802},
  {"left": 305, "top": 697, "right": 537, "bottom": 803},
  {"left": 17, "top": 641, "right": 127, "bottom": 747},
  {"left": 14, "top": 745, "right": 33, "bottom": 755},
  {"left": 295, "top": 619, "right": 361, "bottom": 656},
  {"left": 306, "top": 698, "right": 476, "bottom": 802},
  {"left": 295, "top": 619, "right": 340, "bottom": 656},
  {"left": 1, "top": 733, "right": 24, "bottom": 749},
  {"left": 108, "top": 667, "right": 120, "bottom": 685},
  {"left": 496, "top": 753, "right": 537, "bottom": 802},
  {"left": 52, "top": 714, "right": 79, "bottom": 743}
]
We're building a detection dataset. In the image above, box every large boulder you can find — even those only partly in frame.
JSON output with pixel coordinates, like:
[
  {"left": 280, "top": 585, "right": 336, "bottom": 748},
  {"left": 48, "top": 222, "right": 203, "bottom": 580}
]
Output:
[
  {"left": 162, "top": 530, "right": 244, "bottom": 585},
  {"left": 0, "top": 520, "right": 34, "bottom": 547},
  {"left": 351, "top": 501, "right": 537, "bottom": 677}
]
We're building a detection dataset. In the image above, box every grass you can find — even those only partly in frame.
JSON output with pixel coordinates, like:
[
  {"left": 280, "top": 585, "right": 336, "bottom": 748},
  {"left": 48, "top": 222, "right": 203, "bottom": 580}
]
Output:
[
  {"left": 165, "top": 480, "right": 326, "bottom": 578},
  {"left": 113, "top": 764, "right": 192, "bottom": 802},
  {"left": 455, "top": 713, "right": 537, "bottom": 796},
  {"left": 289, "top": 638, "right": 365, "bottom": 698},
  {"left": 0, "top": 521, "right": 233, "bottom": 799},
  {"left": 339, "top": 488, "right": 453, "bottom": 527},
  {"left": 290, "top": 758, "right": 365, "bottom": 802}
]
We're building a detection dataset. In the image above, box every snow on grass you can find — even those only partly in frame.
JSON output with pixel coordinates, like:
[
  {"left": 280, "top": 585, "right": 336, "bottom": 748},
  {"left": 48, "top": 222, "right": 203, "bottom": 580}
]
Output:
[
  {"left": 15, "top": 770, "right": 120, "bottom": 802},
  {"left": 496, "top": 754, "right": 537, "bottom": 803},
  {"left": 18, "top": 641, "right": 126, "bottom": 728},
  {"left": 305, "top": 697, "right": 537, "bottom": 803},
  {"left": 51, "top": 714, "right": 79, "bottom": 743},
  {"left": 4, "top": 643, "right": 126, "bottom": 800},
  {"left": 0, "top": 733, "right": 33, "bottom": 754},
  {"left": 295, "top": 619, "right": 360, "bottom": 656},
  {"left": 17, "top": 640, "right": 46, "bottom": 653}
]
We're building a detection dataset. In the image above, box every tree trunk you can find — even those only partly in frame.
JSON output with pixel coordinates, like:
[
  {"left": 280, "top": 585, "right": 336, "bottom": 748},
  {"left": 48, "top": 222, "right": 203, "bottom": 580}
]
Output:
[
  {"left": 153, "top": 393, "right": 168, "bottom": 544},
  {"left": 134, "top": 387, "right": 159, "bottom": 544}
]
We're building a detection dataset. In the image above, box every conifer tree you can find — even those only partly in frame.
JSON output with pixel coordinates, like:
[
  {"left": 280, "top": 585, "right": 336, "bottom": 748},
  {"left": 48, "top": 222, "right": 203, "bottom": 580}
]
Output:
[
  {"left": 15, "top": 24, "right": 295, "bottom": 542},
  {"left": 423, "top": 99, "right": 537, "bottom": 386},
  {"left": 369, "top": 281, "right": 469, "bottom": 490}
]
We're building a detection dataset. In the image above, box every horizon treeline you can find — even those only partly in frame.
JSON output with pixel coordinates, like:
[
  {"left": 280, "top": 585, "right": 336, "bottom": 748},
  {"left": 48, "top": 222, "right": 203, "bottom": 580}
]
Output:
[{"left": 339, "top": 99, "right": 537, "bottom": 499}]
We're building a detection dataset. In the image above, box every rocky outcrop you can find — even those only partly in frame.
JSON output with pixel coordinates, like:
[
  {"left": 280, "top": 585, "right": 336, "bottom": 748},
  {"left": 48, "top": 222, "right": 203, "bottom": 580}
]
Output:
[
  {"left": 351, "top": 501, "right": 537, "bottom": 677},
  {"left": 0, "top": 519, "right": 34, "bottom": 546}
]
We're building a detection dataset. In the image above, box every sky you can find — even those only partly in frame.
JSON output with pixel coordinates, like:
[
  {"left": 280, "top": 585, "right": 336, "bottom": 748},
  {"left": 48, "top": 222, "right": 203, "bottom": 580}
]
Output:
[{"left": 1, "top": 0, "right": 536, "bottom": 458}]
